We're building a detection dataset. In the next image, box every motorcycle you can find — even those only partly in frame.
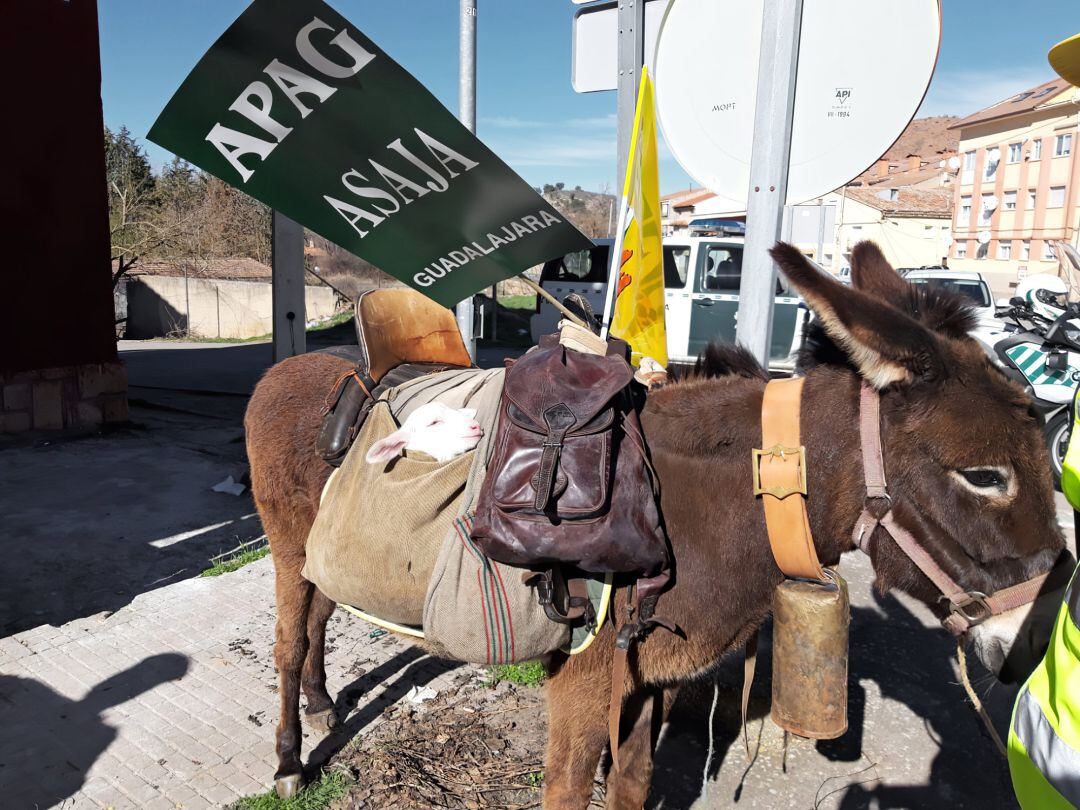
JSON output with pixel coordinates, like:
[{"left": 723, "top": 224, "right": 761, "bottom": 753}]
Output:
[{"left": 973, "top": 299, "right": 1080, "bottom": 486}]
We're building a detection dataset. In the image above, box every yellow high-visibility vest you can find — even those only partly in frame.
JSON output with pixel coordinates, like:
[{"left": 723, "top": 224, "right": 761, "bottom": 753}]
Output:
[{"left": 1009, "top": 566, "right": 1080, "bottom": 808}]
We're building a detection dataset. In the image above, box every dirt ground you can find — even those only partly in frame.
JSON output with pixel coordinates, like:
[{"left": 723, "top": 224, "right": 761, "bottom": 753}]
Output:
[{"left": 327, "top": 672, "right": 552, "bottom": 809}]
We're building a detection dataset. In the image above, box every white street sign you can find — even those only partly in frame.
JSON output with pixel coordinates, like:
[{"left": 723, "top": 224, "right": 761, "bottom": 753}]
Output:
[
  {"left": 654, "top": 0, "right": 940, "bottom": 208},
  {"left": 571, "top": 0, "right": 667, "bottom": 93}
]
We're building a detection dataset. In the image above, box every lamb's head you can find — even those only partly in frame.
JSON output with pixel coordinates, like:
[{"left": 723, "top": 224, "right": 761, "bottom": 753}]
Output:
[{"left": 365, "top": 402, "right": 482, "bottom": 464}]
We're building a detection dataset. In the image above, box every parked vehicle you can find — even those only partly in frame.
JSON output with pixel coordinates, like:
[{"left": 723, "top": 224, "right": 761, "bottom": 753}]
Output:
[
  {"left": 904, "top": 269, "right": 996, "bottom": 325},
  {"left": 531, "top": 234, "right": 807, "bottom": 369},
  {"left": 975, "top": 295, "right": 1080, "bottom": 485}
]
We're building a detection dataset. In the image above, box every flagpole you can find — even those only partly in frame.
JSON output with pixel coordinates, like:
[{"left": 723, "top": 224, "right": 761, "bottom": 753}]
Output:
[{"left": 599, "top": 196, "right": 630, "bottom": 341}]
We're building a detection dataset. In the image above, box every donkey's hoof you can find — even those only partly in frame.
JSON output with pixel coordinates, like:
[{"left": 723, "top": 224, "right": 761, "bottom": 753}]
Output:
[
  {"left": 276, "top": 774, "right": 302, "bottom": 799},
  {"left": 305, "top": 708, "right": 339, "bottom": 733}
]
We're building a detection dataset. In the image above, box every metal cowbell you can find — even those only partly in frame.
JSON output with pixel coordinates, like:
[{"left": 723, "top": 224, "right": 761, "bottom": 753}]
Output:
[{"left": 770, "top": 570, "right": 849, "bottom": 740}]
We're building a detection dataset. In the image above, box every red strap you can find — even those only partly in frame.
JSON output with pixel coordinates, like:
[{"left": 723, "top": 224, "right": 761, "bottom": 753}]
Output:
[{"left": 859, "top": 385, "right": 888, "bottom": 499}]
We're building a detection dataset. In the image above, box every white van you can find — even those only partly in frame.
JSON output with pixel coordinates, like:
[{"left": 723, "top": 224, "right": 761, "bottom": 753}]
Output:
[{"left": 530, "top": 235, "right": 807, "bottom": 369}]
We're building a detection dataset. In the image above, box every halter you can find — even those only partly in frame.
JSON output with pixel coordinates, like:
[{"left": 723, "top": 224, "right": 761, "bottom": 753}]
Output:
[{"left": 852, "top": 383, "right": 1053, "bottom": 636}]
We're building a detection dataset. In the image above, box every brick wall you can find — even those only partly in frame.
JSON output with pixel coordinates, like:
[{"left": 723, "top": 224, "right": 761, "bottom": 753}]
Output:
[{"left": 1, "top": 362, "right": 128, "bottom": 433}]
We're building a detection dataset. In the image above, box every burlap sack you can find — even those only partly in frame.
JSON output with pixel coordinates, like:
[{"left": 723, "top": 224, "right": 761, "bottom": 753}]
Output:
[
  {"left": 303, "top": 366, "right": 570, "bottom": 662},
  {"left": 302, "top": 401, "right": 472, "bottom": 625},
  {"left": 422, "top": 368, "right": 570, "bottom": 664}
]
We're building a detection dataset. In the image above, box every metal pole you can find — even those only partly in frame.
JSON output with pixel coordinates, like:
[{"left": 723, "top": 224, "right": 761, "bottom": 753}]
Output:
[
  {"left": 456, "top": 0, "right": 477, "bottom": 360},
  {"left": 272, "top": 211, "right": 306, "bottom": 362},
  {"left": 600, "top": 0, "right": 647, "bottom": 338},
  {"left": 735, "top": 0, "right": 804, "bottom": 364},
  {"left": 816, "top": 199, "right": 826, "bottom": 265},
  {"left": 616, "top": 0, "right": 646, "bottom": 191}
]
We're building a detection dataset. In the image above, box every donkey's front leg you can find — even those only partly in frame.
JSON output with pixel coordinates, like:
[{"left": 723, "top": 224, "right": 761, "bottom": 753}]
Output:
[
  {"left": 544, "top": 656, "right": 610, "bottom": 810},
  {"left": 604, "top": 687, "right": 677, "bottom": 810},
  {"left": 272, "top": 566, "right": 314, "bottom": 799}
]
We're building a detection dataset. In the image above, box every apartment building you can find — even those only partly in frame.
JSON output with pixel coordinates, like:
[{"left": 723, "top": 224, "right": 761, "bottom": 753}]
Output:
[{"left": 949, "top": 78, "right": 1080, "bottom": 296}]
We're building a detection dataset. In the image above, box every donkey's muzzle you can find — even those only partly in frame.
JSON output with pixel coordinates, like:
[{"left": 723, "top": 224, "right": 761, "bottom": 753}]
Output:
[{"left": 994, "top": 550, "right": 1076, "bottom": 684}]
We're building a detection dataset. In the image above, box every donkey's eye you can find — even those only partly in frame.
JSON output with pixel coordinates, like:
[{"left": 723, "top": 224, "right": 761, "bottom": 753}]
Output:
[{"left": 959, "top": 469, "right": 1006, "bottom": 489}]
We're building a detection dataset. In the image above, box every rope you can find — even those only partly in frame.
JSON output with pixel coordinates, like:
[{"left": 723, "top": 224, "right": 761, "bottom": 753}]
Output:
[
  {"left": 956, "top": 640, "right": 1008, "bottom": 757},
  {"left": 701, "top": 680, "right": 720, "bottom": 799}
]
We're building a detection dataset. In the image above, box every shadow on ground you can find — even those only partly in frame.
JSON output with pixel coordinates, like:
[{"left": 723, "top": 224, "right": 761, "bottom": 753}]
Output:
[
  {"left": 0, "top": 654, "right": 189, "bottom": 808},
  {"left": 650, "top": 590, "right": 1017, "bottom": 809}
]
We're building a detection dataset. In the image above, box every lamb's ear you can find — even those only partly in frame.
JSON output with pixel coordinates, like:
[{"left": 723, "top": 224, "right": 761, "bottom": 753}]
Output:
[
  {"left": 365, "top": 430, "right": 410, "bottom": 463},
  {"left": 850, "top": 241, "right": 910, "bottom": 303},
  {"left": 770, "top": 242, "right": 944, "bottom": 388}
]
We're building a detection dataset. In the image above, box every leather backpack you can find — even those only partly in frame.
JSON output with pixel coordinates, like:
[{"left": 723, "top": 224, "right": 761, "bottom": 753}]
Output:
[{"left": 470, "top": 334, "right": 667, "bottom": 576}]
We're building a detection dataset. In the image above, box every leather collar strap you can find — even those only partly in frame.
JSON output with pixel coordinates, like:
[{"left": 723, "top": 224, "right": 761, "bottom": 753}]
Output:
[
  {"left": 852, "top": 383, "right": 1052, "bottom": 636},
  {"left": 755, "top": 378, "right": 828, "bottom": 582}
]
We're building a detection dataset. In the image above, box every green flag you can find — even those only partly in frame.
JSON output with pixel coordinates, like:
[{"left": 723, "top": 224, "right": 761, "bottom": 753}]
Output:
[{"left": 148, "top": 0, "right": 592, "bottom": 306}]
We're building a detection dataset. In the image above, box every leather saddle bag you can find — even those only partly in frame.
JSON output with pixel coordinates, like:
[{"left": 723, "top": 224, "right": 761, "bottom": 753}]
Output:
[{"left": 471, "top": 335, "right": 667, "bottom": 575}]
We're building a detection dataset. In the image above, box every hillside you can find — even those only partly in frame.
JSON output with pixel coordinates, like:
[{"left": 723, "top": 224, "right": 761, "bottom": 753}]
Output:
[{"left": 539, "top": 186, "right": 616, "bottom": 239}]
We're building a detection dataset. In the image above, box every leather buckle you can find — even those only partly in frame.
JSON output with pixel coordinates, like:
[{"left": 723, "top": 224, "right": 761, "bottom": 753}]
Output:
[
  {"left": 948, "top": 592, "right": 992, "bottom": 626},
  {"left": 752, "top": 444, "right": 808, "bottom": 499}
]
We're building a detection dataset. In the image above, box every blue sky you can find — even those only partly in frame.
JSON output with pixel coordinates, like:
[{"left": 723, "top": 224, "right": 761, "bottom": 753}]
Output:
[{"left": 98, "top": 0, "right": 1077, "bottom": 195}]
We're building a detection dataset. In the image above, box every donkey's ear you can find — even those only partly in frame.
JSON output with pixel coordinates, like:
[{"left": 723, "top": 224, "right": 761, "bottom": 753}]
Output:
[
  {"left": 850, "top": 241, "right": 910, "bottom": 302},
  {"left": 770, "top": 242, "right": 943, "bottom": 388}
]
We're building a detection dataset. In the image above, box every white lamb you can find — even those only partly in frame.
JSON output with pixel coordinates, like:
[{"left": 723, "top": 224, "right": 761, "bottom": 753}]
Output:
[{"left": 365, "top": 402, "right": 483, "bottom": 464}]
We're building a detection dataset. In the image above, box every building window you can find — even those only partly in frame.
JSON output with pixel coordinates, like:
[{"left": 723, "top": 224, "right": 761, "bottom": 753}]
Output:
[
  {"left": 1021, "top": 240, "right": 1031, "bottom": 260},
  {"left": 976, "top": 242, "right": 989, "bottom": 260},
  {"left": 1043, "top": 242, "right": 1056, "bottom": 261},
  {"left": 923, "top": 225, "right": 933, "bottom": 239},
  {"left": 956, "top": 241, "right": 967, "bottom": 259},
  {"left": 1008, "top": 143, "right": 1022, "bottom": 163},
  {"left": 980, "top": 192, "right": 995, "bottom": 224},
  {"left": 661, "top": 201, "right": 670, "bottom": 217},
  {"left": 1049, "top": 186, "right": 1067, "bottom": 208},
  {"left": 1003, "top": 190, "right": 1017, "bottom": 210},
  {"left": 998, "top": 242, "right": 1012, "bottom": 260},
  {"left": 984, "top": 147, "right": 1000, "bottom": 180},
  {"left": 1055, "top": 133, "right": 1073, "bottom": 157},
  {"left": 1028, "top": 189, "right": 1037, "bottom": 209},
  {"left": 962, "top": 150, "right": 976, "bottom": 183},
  {"left": 1031, "top": 140, "right": 1042, "bottom": 161},
  {"left": 959, "top": 195, "right": 972, "bottom": 225}
]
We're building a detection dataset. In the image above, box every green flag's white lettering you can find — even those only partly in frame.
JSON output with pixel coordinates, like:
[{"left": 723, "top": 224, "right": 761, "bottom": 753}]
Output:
[
  {"left": 296, "top": 18, "right": 375, "bottom": 79},
  {"left": 263, "top": 59, "right": 337, "bottom": 118},
  {"left": 417, "top": 129, "right": 479, "bottom": 178},
  {"left": 205, "top": 123, "right": 279, "bottom": 183},
  {"left": 229, "top": 81, "right": 293, "bottom": 142},
  {"left": 369, "top": 159, "right": 431, "bottom": 205},
  {"left": 386, "top": 138, "right": 450, "bottom": 193}
]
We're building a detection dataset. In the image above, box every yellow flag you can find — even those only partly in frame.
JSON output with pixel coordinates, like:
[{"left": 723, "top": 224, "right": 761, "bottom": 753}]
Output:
[{"left": 608, "top": 67, "right": 667, "bottom": 368}]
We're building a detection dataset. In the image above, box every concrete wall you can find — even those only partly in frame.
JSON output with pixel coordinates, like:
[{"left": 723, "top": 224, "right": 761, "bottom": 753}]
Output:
[{"left": 126, "top": 276, "right": 337, "bottom": 340}]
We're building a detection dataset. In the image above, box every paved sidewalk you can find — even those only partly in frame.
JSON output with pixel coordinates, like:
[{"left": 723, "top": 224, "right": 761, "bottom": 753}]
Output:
[{"left": 0, "top": 557, "right": 462, "bottom": 809}]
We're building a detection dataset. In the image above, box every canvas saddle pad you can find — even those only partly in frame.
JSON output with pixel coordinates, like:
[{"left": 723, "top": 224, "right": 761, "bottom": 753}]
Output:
[
  {"left": 304, "top": 363, "right": 608, "bottom": 664},
  {"left": 303, "top": 368, "right": 502, "bottom": 625}
]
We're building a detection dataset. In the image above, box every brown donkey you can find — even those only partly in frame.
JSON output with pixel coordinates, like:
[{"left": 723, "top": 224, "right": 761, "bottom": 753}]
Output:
[{"left": 245, "top": 242, "right": 1068, "bottom": 807}]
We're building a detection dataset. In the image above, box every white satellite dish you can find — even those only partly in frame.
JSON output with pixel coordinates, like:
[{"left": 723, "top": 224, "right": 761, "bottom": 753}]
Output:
[
  {"left": 653, "top": 0, "right": 941, "bottom": 209},
  {"left": 978, "top": 230, "right": 992, "bottom": 245},
  {"left": 947, "top": 156, "right": 961, "bottom": 170},
  {"left": 985, "top": 196, "right": 999, "bottom": 211}
]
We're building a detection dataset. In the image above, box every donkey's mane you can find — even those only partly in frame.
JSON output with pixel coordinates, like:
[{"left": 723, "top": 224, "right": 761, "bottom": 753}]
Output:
[
  {"left": 799, "top": 281, "right": 978, "bottom": 371},
  {"left": 686, "top": 342, "right": 769, "bottom": 382}
]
